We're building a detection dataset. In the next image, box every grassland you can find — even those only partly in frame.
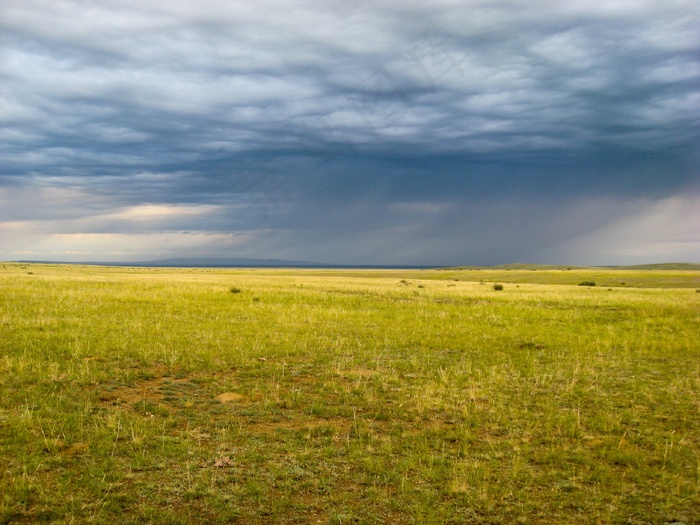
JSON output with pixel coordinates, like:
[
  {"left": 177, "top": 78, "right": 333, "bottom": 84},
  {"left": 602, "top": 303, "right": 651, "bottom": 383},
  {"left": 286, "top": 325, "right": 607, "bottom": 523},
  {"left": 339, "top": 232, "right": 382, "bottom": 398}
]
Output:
[{"left": 1, "top": 263, "right": 699, "bottom": 524}]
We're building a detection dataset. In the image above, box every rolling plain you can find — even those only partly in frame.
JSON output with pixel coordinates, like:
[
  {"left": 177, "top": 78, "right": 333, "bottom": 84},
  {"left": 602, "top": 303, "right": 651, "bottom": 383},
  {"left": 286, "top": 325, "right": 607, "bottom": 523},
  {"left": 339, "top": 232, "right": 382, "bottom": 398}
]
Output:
[{"left": 1, "top": 263, "right": 699, "bottom": 524}]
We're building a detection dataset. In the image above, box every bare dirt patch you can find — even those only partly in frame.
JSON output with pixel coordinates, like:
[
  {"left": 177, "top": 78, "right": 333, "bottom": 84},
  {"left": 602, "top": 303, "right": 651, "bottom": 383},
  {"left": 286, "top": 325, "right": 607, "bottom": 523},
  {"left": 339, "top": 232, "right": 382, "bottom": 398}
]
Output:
[
  {"left": 95, "top": 374, "right": 209, "bottom": 410},
  {"left": 215, "top": 392, "right": 246, "bottom": 403},
  {"left": 97, "top": 377, "right": 169, "bottom": 406},
  {"left": 342, "top": 369, "right": 377, "bottom": 377}
]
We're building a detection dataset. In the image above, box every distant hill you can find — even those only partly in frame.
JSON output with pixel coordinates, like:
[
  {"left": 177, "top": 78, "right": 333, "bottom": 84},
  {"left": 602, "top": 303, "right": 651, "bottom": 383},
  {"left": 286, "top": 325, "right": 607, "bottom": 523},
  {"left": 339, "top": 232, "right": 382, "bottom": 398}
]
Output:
[
  {"left": 614, "top": 263, "right": 700, "bottom": 271},
  {"left": 447, "top": 262, "right": 700, "bottom": 271},
  {"left": 447, "top": 263, "right": 582, "bottom": 271},
  {"left": 490, "top": 263, "right": 580, "bottom": 270}
]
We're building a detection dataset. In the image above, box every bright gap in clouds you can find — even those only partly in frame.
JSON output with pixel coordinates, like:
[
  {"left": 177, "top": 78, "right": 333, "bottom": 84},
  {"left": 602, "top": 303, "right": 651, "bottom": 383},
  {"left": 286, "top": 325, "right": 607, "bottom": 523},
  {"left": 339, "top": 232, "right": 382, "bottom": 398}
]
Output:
[{"left": 541, "top": 194, "right": 700, "bottom": 265}]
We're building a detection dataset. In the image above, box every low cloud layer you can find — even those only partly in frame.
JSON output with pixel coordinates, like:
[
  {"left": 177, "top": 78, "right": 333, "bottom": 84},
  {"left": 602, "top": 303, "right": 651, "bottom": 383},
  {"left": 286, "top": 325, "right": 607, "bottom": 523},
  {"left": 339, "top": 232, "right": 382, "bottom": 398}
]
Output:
[{"left": 1, "top": 0, "right": 698, "bottom": 264}]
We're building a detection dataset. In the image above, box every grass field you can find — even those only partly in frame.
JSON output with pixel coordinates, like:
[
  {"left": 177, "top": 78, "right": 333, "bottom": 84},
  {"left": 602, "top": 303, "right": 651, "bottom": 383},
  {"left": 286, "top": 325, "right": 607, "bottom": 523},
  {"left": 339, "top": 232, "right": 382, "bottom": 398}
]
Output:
[{"left": 1, "top": 263, "right": 699, "bottom": 524}]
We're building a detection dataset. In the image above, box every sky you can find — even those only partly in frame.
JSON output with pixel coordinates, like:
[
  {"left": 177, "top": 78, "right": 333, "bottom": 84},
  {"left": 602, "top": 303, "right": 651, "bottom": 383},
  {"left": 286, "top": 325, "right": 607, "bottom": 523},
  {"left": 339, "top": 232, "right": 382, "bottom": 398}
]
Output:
[{"left": 1, "top": 0, "right": 699, "bottom": 266}]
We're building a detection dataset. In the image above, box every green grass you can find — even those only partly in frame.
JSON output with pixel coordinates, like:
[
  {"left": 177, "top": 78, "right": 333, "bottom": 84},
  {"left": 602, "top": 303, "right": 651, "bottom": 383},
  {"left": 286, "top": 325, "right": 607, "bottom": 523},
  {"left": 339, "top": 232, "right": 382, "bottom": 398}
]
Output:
[{"left": 1, "top": 263, "right": 699, "bottom": 524}]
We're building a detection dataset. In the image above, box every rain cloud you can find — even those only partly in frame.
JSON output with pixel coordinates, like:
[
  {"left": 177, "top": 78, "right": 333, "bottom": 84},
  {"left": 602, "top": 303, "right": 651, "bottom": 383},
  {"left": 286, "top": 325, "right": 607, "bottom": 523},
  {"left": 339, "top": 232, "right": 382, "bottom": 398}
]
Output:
[{"left": 1, "top": 0, "right": 698, "bottom": 264}]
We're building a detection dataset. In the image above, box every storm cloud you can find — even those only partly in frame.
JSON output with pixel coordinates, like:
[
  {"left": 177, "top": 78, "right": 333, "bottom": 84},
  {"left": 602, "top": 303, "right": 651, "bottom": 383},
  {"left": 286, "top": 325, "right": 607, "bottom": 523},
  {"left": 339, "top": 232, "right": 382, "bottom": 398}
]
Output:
[{"left": 1, "top": 0, "right": 698, "bottom": 264}]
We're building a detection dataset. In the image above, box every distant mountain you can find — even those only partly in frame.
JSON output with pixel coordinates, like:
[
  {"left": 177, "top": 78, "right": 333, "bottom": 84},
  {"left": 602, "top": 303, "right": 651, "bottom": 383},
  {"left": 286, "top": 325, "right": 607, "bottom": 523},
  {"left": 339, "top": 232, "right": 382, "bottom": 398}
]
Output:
[
  {"left": 15, "top": 259, "right": 698, "bottom": 270},
  {"left": 136, "top": 258, "right": 436, "bottom": 269},
  {"left": 12, "top": 257, "right": 438, "bottom": 269},
  {"left": 14, "top": 257, "right": 328, "bottom": 268},
  {"left": 133, "top": 257, "right": 328, "bottom": 268}
]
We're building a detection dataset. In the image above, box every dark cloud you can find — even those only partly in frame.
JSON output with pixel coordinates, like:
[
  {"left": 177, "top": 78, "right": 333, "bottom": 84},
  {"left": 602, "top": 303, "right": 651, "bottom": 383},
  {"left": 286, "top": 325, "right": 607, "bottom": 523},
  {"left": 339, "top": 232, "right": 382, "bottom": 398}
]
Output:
[{"left": 1, "top": 0, "right": 698, "bottom": 264}]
